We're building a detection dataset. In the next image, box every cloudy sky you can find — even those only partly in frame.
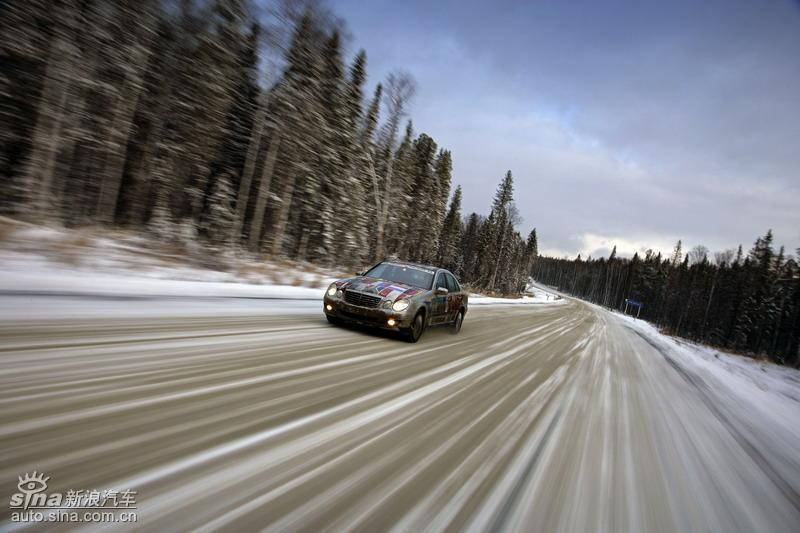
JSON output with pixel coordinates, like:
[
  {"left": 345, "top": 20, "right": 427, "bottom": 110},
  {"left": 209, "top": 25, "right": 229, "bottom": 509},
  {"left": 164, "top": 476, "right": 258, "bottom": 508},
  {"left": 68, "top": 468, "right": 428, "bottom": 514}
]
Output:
[{"left": 329, "top": 0, "right": 800, "bottom": 259}]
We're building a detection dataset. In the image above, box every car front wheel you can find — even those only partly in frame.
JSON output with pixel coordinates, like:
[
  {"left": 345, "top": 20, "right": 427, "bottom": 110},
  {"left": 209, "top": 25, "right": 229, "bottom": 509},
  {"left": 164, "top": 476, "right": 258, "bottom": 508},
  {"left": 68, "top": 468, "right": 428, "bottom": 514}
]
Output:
[
  {"left": 406, "top": 311, "right": 426, "bottom": 343},
  {"left": 451, "top": 310, "right": 464, "bottom": 334}
]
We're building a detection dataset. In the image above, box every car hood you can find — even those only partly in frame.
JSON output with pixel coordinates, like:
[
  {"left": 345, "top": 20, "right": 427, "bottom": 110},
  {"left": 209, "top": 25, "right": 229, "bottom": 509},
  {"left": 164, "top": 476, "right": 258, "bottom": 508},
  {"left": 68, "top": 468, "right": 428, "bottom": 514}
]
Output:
[{"left": 334, "top": 277, "right": 425, "bottom": 302}]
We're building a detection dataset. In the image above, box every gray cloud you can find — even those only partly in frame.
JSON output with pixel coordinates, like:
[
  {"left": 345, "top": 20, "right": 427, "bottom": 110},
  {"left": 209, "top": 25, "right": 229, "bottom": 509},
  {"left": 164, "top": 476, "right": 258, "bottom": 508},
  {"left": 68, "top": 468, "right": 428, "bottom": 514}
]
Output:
[{"left": 332, "top": 0, "right": 800, "bottom": 257}]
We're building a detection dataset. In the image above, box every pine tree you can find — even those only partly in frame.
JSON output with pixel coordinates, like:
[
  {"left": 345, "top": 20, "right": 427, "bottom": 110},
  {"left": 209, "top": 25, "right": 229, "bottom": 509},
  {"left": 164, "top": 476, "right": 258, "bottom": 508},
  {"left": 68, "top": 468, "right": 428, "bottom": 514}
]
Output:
[
  {"left": 459, "top": 213, "right": 482, "bottom": 282},
  {"left": 0, "top": 0, "right": 55, "bottom": 212},
  {"left": 215, "top": 20, "right": 262, "bottom": 246},
  {"left": 268, "top": 10, "right": 325, "bottom": 257},
  {"left": 429, "top": 149, "right": 453, "bottom": 253},
  {"left": 16, "top": 0, "right": 83, "bottom": 215},
  {"left": 670, "top": 240, "right": 683, "bottom": 267},
  {"left": 305, "top": 29, "right": 348, "bottom": 262},
  {"left": 437, "top": 186, "right": 463, "bottom": 271},
  {"left": 358, "top": 82, "right": 382, "bottom": 259},
  {"left": 385, "top": 120, "right": 416, "bottom": 255},
  {"left": 346, "top": 50, "right": 367, "bottom": 128},
  {"left": 524, "top": 228, "right": 538, "bottom": 276},
  {"left": 323, "top": 49, "right": 370, "bottom": 266},
  {"left": 406, "top": 133, "right": 438, "bottom": 262},
  {"left": 488, "top": 171, "right": 514, "bottom": 290},
  {"left": 475, "top": 211, "right": 497, "bottom": 287},
  {"left": 373, "top": 72, "right": 416, "bottom": 260},
  {"left": 94, "top": 0, "right": 159, "bottom": 224}
]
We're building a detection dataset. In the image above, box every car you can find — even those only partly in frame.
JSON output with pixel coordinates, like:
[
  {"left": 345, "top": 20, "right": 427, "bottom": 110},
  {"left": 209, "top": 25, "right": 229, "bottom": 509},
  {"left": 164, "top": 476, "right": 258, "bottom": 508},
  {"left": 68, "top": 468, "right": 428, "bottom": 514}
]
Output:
[{"left": 323, "top": 260, "right": 468, "bottom": 342}]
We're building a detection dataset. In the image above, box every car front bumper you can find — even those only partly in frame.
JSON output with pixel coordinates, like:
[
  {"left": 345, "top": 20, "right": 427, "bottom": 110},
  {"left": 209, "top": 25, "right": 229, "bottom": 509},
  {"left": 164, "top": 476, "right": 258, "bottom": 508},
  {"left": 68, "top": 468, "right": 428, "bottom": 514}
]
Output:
[{"left": 323, "top": 296, "right": 411, "bottom": 330}]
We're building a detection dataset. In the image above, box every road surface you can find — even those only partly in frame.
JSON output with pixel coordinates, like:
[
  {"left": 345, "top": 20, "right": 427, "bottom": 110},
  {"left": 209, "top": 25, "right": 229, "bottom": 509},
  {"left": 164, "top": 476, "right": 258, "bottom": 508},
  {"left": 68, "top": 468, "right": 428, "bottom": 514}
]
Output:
[{"left": 1, "top": 294, "right": 798, "bottom": 532}]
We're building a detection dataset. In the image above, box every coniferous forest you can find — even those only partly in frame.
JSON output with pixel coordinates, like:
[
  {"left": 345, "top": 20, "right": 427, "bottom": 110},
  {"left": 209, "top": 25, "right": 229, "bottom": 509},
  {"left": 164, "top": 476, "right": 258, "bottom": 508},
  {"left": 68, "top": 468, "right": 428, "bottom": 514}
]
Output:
[
  {"left": 0, "top": 0, "right": 535, "bottom": 295},
  {"left": 1, "top": 1, "right": 797, "bottom": 364},
  {"left": 533, "top": 236, "right": 800, "bottom": 366}
]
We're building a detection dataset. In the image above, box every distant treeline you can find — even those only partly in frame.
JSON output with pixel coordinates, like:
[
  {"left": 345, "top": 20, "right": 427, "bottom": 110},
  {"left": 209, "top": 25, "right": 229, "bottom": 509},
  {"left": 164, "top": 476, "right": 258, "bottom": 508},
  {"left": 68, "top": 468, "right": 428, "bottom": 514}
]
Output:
[
  {"left": 0, "top": 0, "right": 537, "bottom": 293},
  {"left": 534, "top": 234, "right": 800, "bottom": 366}
]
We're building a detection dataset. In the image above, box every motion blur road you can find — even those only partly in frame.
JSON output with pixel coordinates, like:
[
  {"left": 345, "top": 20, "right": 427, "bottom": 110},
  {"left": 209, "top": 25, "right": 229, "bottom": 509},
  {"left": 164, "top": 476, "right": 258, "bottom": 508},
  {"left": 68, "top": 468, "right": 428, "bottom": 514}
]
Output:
[{"left": 1, "top": 295, "right": 799, "bottom": 532}]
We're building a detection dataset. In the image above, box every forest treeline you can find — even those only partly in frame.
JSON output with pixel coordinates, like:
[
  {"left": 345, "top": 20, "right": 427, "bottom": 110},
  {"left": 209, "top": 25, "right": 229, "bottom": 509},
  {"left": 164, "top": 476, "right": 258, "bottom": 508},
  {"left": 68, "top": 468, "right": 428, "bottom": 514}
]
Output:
[
  {"left": 534, "top": 235, "right": 800, "bottom": 366},
  {"left": 0, "top": 0, "right": 536, "bottom": 294}
]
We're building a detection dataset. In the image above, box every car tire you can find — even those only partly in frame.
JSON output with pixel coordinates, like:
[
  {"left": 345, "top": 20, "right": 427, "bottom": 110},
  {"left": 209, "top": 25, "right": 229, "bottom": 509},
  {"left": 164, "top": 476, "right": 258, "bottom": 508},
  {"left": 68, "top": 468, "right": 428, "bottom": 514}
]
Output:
[
  {"left": 406, "top": 311, "right": 426, "bottom": 343},
  {"left": 326, "top": 315, "right": 340, "bottom": 326},
  {"left": 451, "top": 310, "right": 464, "bottom": 334}
]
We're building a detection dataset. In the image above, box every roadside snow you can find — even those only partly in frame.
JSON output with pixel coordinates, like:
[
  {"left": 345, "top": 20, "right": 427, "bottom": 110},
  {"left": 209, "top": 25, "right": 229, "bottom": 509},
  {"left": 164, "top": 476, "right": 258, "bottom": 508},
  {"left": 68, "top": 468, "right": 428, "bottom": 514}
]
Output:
[
  {"left": 0, "top": 267, "right": 563, "bottom": 309},
  {"left": 469, "top": 284, "right": 565, "bottom": 306},
  {"left": 613, "top": 311, "right": 800, "bottom": 460},
  {"left": 0, "top": 268, "right": 330, "bottom": 300},
  {"left": 0, "top": 221, "right": 565, "bottom": 316},
  {"left": 616, "top": 313, "right": 800, "bottom": 409}
]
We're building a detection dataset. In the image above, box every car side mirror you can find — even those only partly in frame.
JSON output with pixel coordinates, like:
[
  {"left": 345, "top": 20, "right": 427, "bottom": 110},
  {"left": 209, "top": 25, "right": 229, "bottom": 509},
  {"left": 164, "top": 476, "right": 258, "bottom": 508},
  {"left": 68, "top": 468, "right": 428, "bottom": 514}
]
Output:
[
  {"left": 436, "top": 287, "right": 448, "bottom": 296},
  {"left": 355, "top": 271, "right": 364, "bottom": 276}
]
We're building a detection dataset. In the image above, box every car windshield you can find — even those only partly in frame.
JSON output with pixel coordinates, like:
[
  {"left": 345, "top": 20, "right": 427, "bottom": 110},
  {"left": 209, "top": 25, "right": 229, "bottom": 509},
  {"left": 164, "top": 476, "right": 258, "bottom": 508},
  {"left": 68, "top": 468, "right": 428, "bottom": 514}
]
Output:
[{"left": 364, "top": 263, "right": 435, "bottom": 289}]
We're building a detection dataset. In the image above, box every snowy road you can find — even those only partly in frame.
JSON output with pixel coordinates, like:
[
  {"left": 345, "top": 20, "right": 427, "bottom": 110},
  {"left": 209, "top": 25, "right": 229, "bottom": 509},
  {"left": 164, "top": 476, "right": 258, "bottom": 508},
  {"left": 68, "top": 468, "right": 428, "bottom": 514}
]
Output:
[{"left": 1, "top": 295, "right": 799, "bottom": 532}]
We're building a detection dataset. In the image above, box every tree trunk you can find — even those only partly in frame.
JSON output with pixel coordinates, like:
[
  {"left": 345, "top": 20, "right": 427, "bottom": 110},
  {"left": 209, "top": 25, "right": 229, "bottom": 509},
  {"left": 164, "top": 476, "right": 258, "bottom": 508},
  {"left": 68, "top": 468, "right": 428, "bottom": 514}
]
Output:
[
  {"left": 373, "top": 156, "right": 395, "bottom": 260},
  {"left": 367, "top": 149, "right": 381, "bottom": 260},
  {"left": 96, "top": 36, "right": 155, "bottom": 223},
  {"left": 489, "top": 218, "right": 507, "bottom": 290},
  {"left": 296, "top": 228, "right": 309, "bottom": 261},
  {"left": 248, "top": 133, "right": 281, "bottom": 252},
  {"left": 24, "top": 33, "right": 75, "bottom": 215},
  {"left": 231, "top": 99, "right": 267, "bottom": 243},
  {"left": 270, "top": 169, "right": 299, "bottom": 257}
]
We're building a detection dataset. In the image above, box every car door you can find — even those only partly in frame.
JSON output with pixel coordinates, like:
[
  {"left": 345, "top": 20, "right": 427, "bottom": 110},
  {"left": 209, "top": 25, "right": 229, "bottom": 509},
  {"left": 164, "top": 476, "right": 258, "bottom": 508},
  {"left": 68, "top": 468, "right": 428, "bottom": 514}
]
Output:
[
  {"left": 431, "top": 272, "right": 449, "bottom": 324},
  {"left": 445, "top": 272, "right": 463, "bottom": 322}
]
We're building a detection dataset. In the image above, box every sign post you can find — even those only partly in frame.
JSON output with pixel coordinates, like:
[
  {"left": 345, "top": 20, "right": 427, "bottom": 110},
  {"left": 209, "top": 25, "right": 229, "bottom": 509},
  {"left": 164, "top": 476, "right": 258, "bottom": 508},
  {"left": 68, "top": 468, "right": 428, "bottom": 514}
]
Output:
[{"left": 624, "top": 299, "right": 644, "bottom": 319}]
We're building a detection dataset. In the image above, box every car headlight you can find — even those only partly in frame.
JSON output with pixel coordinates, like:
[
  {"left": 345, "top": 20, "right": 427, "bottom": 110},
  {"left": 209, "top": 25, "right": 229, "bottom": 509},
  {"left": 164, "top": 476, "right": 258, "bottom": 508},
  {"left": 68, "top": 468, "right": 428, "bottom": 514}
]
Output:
[
  {"left": 327, "top": 284, "right": 338, "bottom": 297},
  {"left": 392, "top": 299, "right": 409, "bottom": 312}
]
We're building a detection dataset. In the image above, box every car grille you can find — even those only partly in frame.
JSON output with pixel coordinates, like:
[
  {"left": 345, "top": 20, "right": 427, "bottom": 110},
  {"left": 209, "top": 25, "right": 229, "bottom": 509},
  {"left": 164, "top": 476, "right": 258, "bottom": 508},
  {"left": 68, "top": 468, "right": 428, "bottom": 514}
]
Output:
[{"left": 344, "top": 290, "right": 382, "bottom": 308}]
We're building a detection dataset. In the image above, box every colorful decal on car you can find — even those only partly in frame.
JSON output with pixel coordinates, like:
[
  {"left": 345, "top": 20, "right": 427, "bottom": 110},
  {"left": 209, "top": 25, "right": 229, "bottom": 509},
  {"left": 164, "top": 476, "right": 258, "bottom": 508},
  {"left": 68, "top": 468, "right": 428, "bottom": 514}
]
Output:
[
  {"left": 377, "top": 284, "right": 408, "bottom": 297},
  {"left": 448, "top": 293, "right": 464, "bottom": 313},
  {"left": 336, "top": 275, "right": 421, "bottom": 302},
  {"left": 378, "top": 286, "right": 394, "bottom": 297}
]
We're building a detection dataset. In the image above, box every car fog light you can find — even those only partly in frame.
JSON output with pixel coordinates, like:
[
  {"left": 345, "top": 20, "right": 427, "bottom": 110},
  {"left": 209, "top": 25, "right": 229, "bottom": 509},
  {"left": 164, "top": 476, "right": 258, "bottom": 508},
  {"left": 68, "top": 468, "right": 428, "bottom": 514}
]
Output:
[
  {"left": 387, "top": 318, "right": 396, "bottom": 327},
  {"left": 326, "top": 304, "right": 333, "bottom": 311}
]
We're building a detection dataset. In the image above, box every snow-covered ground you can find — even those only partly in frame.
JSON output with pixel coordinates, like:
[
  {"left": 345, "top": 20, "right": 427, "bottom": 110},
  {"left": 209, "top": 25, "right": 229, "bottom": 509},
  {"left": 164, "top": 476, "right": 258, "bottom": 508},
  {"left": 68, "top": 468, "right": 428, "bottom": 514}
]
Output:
[
  {"left": 469, "top": 284, "right": 566, "bottom": 306},
  {"left": 0, "top": 218, "right": 341, "bottom": 289},
  {"left": 617, "top": 312, "right": 800, "bottom": 414},
  {"left": 0, "top": 219, "right": 563, "bottom": 319}
]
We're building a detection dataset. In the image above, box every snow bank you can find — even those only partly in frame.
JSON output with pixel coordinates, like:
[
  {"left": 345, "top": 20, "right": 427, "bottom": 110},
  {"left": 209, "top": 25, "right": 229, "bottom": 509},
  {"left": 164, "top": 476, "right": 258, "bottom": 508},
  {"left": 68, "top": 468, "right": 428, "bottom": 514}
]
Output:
[
  {"left": 0, "top": 268, "right": 328, "bottom": 300},
  {"left": 469, "top": 284, "right": 565, "bottom": 306},
  {"left": 0, "top": 220, "right": 341, "bottom": 301},
  {"left": 0, "top": 221, "right": 564, "bottom": 309},
  {"left": 613, "top": 311, "right": 800, "bottom": 454}
]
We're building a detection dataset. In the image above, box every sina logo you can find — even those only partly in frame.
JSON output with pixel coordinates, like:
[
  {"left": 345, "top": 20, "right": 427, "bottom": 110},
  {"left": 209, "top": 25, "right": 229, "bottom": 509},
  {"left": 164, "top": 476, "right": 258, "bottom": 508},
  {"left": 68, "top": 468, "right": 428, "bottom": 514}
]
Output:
[{"left": 11, "top": 472, "right": 52, "bottom": 510}]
